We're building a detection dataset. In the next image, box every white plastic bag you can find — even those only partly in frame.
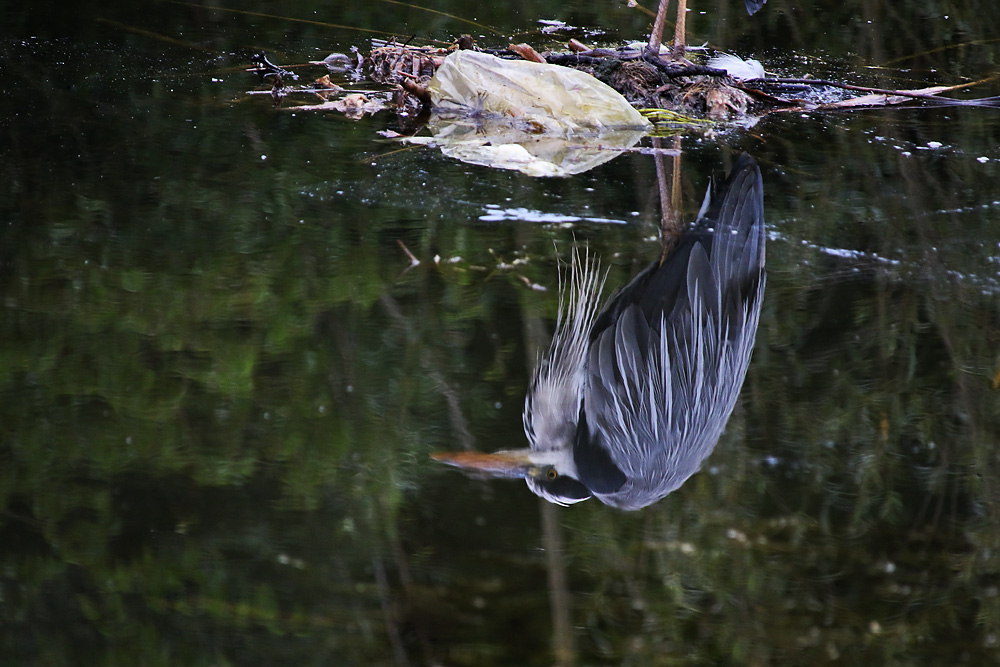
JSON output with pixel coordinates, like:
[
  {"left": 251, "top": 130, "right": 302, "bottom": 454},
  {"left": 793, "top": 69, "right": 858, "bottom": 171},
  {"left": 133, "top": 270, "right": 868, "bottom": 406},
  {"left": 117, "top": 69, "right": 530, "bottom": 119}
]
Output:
[
  {"left": 428, "top": 51, "right": 650, "bottom": 134},
  {"left": 416, "top": 51, "right": 649, "bottom": 175}
]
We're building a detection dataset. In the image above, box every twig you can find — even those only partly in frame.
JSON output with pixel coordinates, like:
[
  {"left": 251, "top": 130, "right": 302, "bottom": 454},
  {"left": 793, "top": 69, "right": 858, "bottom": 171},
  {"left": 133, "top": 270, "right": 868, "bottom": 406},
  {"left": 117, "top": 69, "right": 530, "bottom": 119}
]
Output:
[
  {"left": 545, "top": 53, "right": 614, "bottom": 67},
  {"left": 760, "top": 77, "right": 957, "bottom": 101},
  {"left": 632, "top": 145, "right": 684, "bottom": 156},
  {"left": 388, "top": 35, "right": 417, "bottom": 75},
  {"left": 509, "top": 43, "right": 546, "bottom": 63},
  {"left": 576, "top": 48, "right": 640, "bottom": 58},
  {"left": 379, "top": 293, "right": 476, "bottom": 450},
  {"left": 400, "top": 79, "right": 431, "bottom": 106},
  {"left": 397, "top": 239, "right": 421, "bottom": 269},
  {"left": 250, "top": 52, "right": 299, "bottom": 82},
  {"left": 735, "top": 84, "right": 803, "bottom": 107},
  {"left": 372, "top": 557, "right": 411, "bottom": 667},
  {"left": 244, "top": 88, "right": 376, "bottom": 96},
  {"left": 516, "top": 274, "right": 548, "bottom": 292},
  {"left": 642, "top": 53, "right": 729, "bottom": 78},
  {"left": 750, "top": 78, "right": 1000, "bottom": 108}
]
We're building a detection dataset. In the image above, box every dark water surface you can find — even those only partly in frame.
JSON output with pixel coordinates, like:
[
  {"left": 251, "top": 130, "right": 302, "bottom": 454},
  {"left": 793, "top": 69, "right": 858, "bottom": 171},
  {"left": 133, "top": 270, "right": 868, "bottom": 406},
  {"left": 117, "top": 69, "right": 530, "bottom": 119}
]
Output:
[{"left": 3, "top": 1, "right": 1000, "bottom": 664}]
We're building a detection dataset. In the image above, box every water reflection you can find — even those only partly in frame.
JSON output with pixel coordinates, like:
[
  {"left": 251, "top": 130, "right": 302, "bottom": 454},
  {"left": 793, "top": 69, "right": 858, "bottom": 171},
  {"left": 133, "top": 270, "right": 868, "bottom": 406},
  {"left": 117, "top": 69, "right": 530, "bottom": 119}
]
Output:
[
  {"left": 4, "top": 1, "right": 1000, "bottom": 663},
  {"left": 418, "top": 116, "right": 647, "bottom": 177},
  {"left": 434, "top": 154, "right": 765, "bottom": 509}
]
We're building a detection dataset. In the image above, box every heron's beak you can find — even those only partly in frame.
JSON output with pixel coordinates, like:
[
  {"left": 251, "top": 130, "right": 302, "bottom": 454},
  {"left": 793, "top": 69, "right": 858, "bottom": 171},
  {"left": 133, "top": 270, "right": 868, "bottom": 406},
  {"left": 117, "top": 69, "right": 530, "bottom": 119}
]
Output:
[{"left": 430, "top": 449, "right": 536, "bottom": 479}]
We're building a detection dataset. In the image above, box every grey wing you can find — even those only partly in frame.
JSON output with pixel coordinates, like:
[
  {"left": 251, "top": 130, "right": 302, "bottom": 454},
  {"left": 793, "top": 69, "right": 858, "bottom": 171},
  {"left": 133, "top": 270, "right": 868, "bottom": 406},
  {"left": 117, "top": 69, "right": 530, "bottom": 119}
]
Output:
[{"left": 580, "top": 156, "right": 765, "bottom": 509}]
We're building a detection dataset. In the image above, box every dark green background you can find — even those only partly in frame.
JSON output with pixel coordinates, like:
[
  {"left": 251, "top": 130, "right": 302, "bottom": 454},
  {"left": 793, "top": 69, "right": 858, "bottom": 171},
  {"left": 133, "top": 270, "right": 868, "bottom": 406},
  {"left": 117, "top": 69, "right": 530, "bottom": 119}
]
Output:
[{"left": 2, "top": 1, "right": 999, "bottom": 664}]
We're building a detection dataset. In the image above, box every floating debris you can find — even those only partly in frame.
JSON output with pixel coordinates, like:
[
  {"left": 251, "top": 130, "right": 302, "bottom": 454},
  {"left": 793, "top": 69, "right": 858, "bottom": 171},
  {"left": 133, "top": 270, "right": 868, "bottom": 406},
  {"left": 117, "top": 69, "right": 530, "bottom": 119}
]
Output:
[
  {"left": 243, "top": 34, "right": 997, "bottom": 174},
  {"left": 427, "top": 50, "right": 649, "bottom": 132},
  {"left": 706, "top": 53, "right": 765, "bottom": 81}
]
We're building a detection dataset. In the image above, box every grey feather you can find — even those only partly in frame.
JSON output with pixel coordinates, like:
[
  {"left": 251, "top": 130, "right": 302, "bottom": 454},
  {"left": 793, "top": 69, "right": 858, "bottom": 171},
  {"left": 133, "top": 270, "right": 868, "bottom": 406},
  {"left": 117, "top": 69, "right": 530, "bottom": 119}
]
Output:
[{"left": 524, "top": 154, "right": 765, "bottom": 510}]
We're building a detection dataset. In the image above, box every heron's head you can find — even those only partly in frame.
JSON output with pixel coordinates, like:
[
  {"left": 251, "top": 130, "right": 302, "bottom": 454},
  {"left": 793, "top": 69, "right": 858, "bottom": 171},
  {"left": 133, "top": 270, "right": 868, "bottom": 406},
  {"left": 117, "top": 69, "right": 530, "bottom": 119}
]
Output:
[{"left": 431, "top": 447, "right": 592, "bottom": 506}]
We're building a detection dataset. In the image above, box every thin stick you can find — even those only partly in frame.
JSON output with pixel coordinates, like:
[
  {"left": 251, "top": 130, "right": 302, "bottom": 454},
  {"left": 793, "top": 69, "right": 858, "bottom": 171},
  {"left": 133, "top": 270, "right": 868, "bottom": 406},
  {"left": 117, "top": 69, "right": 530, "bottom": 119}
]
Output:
[
  {"left": 377, "top": 0, "right": 505, "bottom": 35},
  {"left": 671, "top": 0, "right": 687, "bottom": 61},
  {"left": 397, "top": 240, "right": 421, "bottom": 269},
  {"left": 647, "top": 0, "right": 669, "bottom": 55},
  {"left": 627, "top": 0, "right": 658, "bottom": 19},
  {"left": 168, "top": 1, "right": 405, "bottom": 38},
  {"left": 757, "top": 78, "right": 962, "bottom": 101}
]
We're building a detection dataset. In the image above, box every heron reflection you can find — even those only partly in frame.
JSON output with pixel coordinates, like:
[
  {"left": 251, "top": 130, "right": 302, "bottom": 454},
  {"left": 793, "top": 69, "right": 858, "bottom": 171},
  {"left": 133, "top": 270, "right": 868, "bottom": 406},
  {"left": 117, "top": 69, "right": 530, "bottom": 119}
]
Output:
[{"left": 434, "top": 154, "right": 765, "bottom": 509}]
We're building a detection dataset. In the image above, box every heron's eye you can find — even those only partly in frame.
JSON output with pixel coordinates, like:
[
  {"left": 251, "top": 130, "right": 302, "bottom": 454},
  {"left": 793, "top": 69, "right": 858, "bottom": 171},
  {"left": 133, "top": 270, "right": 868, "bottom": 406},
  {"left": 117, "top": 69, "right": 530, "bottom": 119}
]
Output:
[{"left": 546, "top": 468, "right": 558, "bottom": 480}]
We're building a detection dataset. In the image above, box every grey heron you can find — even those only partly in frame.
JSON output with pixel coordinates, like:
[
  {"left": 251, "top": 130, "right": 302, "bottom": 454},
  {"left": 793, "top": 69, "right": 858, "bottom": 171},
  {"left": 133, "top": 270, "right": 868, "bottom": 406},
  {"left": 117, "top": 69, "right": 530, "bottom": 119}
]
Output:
[{"left": 433, "top": 154, "right": 765, "bottom": 509}]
